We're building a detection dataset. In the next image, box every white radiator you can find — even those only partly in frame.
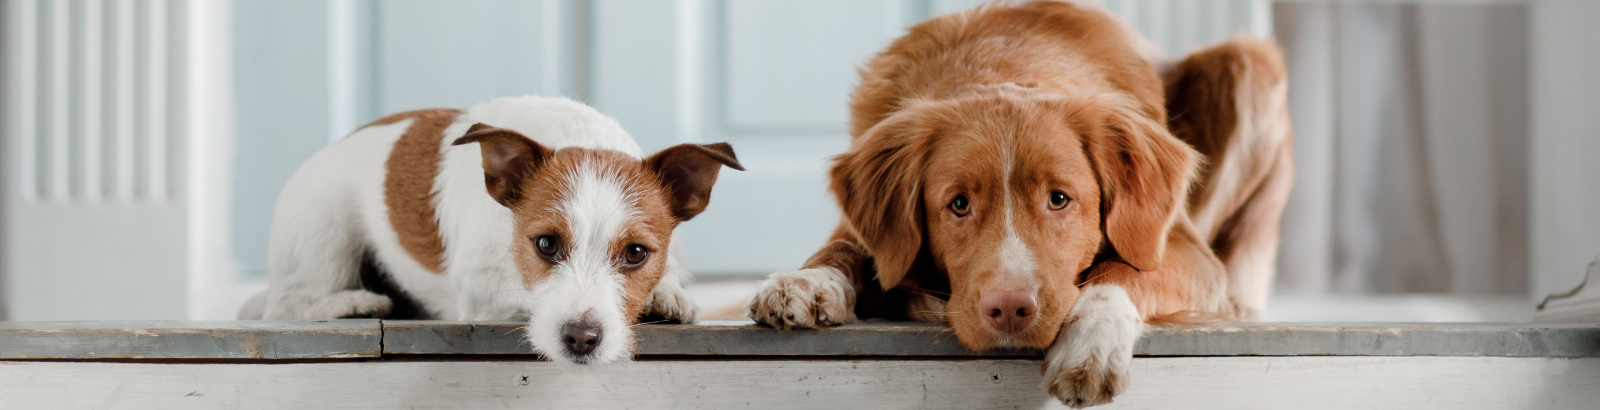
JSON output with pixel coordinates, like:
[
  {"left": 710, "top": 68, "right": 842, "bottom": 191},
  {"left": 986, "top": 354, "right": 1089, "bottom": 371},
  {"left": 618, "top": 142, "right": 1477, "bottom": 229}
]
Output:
[
  {"left": 11, "top": 0, "right": 173, "bottom": 204},
  {"left": 1, "top": 0, "right": 238, "bottom": 320}
]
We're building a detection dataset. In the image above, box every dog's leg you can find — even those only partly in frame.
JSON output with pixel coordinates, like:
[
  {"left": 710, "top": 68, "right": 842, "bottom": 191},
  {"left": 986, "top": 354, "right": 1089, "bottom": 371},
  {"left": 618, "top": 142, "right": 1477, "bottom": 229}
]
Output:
[
  {"left": 747, "top": 229, "right": 870, "bottom": 329},
  {"left": 1164, "top": 36, "right": 1294, "bottom": 319},
  {"left": 262, "top": 194, "right": 392, "bottom": 320},
  {"left": 1044, "top": 224, "right": 1229, "bottom": 408},
  {"left": 1043, "top": 284, "right": 1143, "bottom": 409},
  {"left": 642, "top": 235, "right": 699, "bottom": 324}
]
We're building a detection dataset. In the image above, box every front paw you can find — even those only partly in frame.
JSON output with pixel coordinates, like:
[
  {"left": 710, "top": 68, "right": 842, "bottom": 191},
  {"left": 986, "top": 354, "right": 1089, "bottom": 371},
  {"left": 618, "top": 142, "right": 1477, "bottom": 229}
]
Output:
[
  {"left": 746, "top": 268, "right": 856, "bottom": 330},
  {"left": 642, "top": 285, "right": 699, "bottom": 324},
  {"left": 1042, "top": 285, "right": 1144, "bottom": 408}
]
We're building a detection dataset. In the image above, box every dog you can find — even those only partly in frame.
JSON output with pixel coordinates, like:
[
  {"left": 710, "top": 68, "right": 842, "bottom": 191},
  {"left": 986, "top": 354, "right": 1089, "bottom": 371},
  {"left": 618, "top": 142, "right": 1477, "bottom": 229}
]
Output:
[
  {"left": 746, "top": 1, "right": 1292, "bottom": 407},
  {"left": 240, "top": 96, "right": 743, "bottom": 365}
]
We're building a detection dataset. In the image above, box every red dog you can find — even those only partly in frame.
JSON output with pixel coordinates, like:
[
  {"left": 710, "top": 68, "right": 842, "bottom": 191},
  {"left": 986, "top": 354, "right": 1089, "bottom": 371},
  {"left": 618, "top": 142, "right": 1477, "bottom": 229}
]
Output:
[{"left": 748, "top": 1, "right": 1293, "bottom": 407}]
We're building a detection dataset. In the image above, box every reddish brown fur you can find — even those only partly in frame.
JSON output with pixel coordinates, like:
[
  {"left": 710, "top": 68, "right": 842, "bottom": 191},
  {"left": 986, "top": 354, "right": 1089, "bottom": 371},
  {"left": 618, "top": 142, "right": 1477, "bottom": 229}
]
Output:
[
  {"left": 503, "top": 148, "right": 680, "bottom": 320},
  {"left": 1164, "top": 38, "right": 1295, "bottom": 319},
  {"left": 377, "top": 108, "right": 463, "bottom": 274},
  {"left": 454, "top": 127, "right": 742, "bottom": 321},
  {"left": 796, "top": 1, "right": 1293, "bottom": 351}
]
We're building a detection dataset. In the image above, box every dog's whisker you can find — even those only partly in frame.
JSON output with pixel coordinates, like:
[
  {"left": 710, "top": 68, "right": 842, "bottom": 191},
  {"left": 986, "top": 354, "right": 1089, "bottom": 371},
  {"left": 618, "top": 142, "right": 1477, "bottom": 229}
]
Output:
[{"left": 631, "top": 319, "right": 674, "bottom": 327}]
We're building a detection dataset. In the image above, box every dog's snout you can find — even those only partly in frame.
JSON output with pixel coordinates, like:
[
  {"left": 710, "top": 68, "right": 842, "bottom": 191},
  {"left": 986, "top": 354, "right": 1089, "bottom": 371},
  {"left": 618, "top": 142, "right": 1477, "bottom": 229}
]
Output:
[
  {"left": 560, "top": 318, "right": 604, "bottom": 358},
  {"left": 980, "top": 290, "right": 1037, "bottom": 334}
]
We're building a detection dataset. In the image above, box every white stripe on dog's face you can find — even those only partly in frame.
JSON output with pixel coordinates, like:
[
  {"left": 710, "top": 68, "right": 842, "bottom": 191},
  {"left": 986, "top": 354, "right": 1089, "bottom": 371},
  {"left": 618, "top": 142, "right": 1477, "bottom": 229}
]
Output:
[
  {"left": 998, "top": 146, "right": 1039, "bottom": 289},
  {"left": 525, "top": 160, "right": 639, "bottom": 364}
]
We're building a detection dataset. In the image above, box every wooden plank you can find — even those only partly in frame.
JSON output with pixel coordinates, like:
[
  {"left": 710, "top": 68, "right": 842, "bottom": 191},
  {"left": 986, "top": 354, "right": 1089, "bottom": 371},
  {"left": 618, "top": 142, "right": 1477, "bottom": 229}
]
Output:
[
  {"left": 2, "top": 320, "right": 1593, "bottom": 360},
  {"left": 385, "top": 320, "right": 1600, "bottom": 358},
  {"left": 0, "top": 320, "right": 381, "bottom": 359},
  {"left": 0, "top": 357, "right": 1592, "bottom": 409},
  {"left": 1138, "top": 322, "right": 1600, "bottom": 357},
  {"left": 382, "top": 320, "right": 1034, "bottom": 357}
]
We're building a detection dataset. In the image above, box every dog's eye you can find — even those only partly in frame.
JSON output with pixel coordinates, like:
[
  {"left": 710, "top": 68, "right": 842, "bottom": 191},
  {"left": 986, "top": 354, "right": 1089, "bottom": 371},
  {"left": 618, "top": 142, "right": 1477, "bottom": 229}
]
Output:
[
  {"left": 1048, "top": 191, "right": 1070, "bottom": 210},
  {"left": 622, "top": 244, "right": 650, "bottom": 266},
  {"left": 534, "top": 235, "right": 562, "bottom": 260},
  {"left": 949, "top": 195, "right": 971, "bottom": 217}
]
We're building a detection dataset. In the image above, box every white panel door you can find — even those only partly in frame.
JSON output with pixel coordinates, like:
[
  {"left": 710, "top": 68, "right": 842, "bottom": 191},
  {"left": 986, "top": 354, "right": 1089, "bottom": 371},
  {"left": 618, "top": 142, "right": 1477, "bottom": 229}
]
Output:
[
  {"left": 2, "top": 0, "right": 235, "bottom": 320},
  {"left": 587, "top": 0, "right": 934, "bottom": 275}
]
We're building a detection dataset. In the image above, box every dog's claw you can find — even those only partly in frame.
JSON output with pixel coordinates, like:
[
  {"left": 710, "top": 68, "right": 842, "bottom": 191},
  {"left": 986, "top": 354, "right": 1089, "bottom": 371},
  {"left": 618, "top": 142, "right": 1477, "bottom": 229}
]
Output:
[
  {"left": 747, "top": 268, "right": 856, "bottom": 330},
  {"left": 1043, "top": 355, "right": 1127, "bottom": 408},
  {"left": 1041, "top": 285, "right": 1143, "bottom": 408},
  {"left": 643, "top": 285, "right": 698, "bottom": 324}
]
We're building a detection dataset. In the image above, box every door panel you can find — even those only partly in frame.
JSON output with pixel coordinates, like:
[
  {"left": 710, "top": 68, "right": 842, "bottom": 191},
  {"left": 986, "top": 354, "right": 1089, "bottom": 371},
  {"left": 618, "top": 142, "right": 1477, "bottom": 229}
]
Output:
[{"left": 720, "top": 0, "right": 908, "bottom": 132}]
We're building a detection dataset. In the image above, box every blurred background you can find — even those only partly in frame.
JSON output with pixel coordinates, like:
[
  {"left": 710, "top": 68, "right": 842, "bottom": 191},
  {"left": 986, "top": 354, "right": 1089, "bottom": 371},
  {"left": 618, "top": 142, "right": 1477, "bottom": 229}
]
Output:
[{"left": 1, "top": 0, "right": 1595, "bottom": 322}]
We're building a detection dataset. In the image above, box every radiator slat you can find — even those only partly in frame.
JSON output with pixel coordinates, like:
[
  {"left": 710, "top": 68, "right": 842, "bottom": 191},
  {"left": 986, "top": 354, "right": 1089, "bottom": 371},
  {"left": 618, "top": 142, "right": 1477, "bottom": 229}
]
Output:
[{"left": 18, "top": 0, "right": 176, "bottom": 204}]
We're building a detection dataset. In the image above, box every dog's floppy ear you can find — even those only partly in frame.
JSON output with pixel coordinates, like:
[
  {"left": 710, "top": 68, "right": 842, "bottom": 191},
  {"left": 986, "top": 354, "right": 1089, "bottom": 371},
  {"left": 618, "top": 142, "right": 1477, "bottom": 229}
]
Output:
[
  {"left": 645, "top": 142, "right": 745, "bottom": 221},
  {"left": 1070, "top": 96, "right": 1199, "bottom": 272},
  {"left": 452, "top": 123, "right": 553, "bottom": 207},
  {"left": 830, "top": 113, "right": 930, "bottom": 290}
]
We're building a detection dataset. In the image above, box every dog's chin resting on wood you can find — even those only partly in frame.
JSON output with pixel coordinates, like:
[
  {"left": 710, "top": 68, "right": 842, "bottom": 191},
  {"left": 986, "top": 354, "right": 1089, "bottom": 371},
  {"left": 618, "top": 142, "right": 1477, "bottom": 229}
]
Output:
[
  {"left": 240, "top": 96, "right": 743, "bottom": 365},
  {"left": 746, "top": 1, "right": 1293, "bottom": 407}
]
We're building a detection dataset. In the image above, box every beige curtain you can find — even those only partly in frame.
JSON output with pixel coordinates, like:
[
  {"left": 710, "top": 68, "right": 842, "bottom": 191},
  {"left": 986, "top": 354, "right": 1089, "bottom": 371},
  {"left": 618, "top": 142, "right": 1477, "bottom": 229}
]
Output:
[{"left": 1273, "top": 3, "right": 1529, "bottom": 295}]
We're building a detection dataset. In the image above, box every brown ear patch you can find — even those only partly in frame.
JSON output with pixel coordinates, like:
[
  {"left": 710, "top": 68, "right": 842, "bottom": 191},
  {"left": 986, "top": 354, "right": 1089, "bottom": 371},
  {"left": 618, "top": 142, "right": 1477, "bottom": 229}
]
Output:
[
  {"left": 381, "top": 109, "right": 463, "bottom": 274},
  {"left": 452, "top": 125, "right": 554, "bottom": 207},
  {"left": 1070, "top": 96, "right": 1200, "bottom": 271},
  {"left": 645, "top": 142, "right": 745, "bottom": 221},
  {"left": 829, "top": 113, "right": 931, "bottom": 290}
]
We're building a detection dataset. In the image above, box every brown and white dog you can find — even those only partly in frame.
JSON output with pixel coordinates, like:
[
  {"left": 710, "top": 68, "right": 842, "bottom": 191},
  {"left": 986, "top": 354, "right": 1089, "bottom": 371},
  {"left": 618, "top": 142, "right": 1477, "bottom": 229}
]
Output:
[
  {"left": 240, "top": 96, "right": 742, "bottom": 365},
  {"left": 746, "top": 1, "right": 1292, "bottom": 407}
]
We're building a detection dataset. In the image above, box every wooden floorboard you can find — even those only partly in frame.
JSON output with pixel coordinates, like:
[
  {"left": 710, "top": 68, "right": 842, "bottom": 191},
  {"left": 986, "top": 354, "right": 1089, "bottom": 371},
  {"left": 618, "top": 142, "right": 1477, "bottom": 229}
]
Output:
[
  {"left": 0, "top": 357, "right": 1593, "bottom": 409},
  {"left": 0, "top": 320, "right": 381, "bottom": 359}
]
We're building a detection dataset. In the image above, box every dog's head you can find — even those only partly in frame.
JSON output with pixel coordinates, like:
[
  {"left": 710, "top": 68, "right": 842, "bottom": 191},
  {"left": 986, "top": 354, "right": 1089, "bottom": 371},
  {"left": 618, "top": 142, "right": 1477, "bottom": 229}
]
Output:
[
  {"left": 453, "top": 124, "right": 742, "bottom": 364},
  {"left": 833, "top": 88, "right": 1196, "bottom": 349}
]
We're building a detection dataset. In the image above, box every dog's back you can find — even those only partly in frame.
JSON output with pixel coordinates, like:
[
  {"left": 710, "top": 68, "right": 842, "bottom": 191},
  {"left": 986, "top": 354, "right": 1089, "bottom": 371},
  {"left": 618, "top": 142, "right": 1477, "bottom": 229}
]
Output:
[
  {"left": 849, "top": 0, "right": 1167, "bottom": 139},
  {"left": 256, "top": 97, "right": 641, "bottom": 321}
]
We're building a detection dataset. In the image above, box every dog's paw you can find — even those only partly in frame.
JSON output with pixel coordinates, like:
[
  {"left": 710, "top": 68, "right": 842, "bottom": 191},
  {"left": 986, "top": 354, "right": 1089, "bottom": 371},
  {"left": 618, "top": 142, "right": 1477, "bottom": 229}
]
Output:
[
  {"left": 1042, "top": 285, "right": 1144, "bottom": 408},
  {"left": 747, "top": 267, "right": 856, "bottom": 330},
  {"left": 325, "top": 290, "right": 394, "bottom": 319},
  {"left": 642, "top": 285, "right": 699, "bottom": 324}
]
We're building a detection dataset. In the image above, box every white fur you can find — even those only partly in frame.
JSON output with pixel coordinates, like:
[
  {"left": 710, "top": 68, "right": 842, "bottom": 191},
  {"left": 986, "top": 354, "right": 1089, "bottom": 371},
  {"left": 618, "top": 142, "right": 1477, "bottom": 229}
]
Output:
[
  {"left": 998, "top": 144, "right": 1038, "bottom": 288},
  {"left": 253, "top": 96, "right": 691, "bottom": 365},
  {"left": 523, "top": 162, "right": 638, "bottom": 364},
  {"left": 1042, "top": 284, "right": 1145, "bottom": 408}
]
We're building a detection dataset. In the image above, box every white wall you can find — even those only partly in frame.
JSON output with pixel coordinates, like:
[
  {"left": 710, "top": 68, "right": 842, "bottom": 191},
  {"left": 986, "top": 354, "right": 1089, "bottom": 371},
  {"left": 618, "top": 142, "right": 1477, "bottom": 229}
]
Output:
[{"left": 1529, "top": 0, "right": 1600, "bottom": 301}]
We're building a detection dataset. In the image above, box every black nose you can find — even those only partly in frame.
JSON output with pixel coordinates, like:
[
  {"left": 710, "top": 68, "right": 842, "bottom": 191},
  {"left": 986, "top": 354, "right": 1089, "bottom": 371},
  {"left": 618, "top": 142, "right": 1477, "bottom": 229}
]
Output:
[{"left": 561, "top": 319, "right": 603, "bottom": 358}]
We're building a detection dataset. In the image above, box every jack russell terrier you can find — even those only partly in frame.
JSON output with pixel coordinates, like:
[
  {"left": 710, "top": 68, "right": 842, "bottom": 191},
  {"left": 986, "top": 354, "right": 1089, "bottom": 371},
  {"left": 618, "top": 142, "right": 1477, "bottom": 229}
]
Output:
[{"left": 240, "top": 96, "right": 742, "bottom": 364}]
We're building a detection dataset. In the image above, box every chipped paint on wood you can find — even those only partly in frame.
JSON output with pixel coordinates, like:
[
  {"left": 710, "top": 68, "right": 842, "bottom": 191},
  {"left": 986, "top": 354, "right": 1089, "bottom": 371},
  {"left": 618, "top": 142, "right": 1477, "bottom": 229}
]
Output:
[
  {"left": 2, "top": 320, "right": 1597, "bottom": 360},
  {"left": 0, "top": 321, "right": 381, "bottom": 359},
  {"left": 383, "top": 321, "right": 1600, "bottom": 358}
]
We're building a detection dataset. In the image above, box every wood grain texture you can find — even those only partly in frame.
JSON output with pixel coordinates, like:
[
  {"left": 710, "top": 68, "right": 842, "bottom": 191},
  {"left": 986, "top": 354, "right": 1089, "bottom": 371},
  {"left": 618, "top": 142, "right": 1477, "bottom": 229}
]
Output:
[
  {"left": 3, "top": 320, "right": 1596, "bottom": 360},
  {"left": 384, "top": 321, "right": 1600, "bottom": 358},
  {"left": 0, "top": 357, "right": 1593, "bottom": 409},
  {"left": 0, "top": 320, "right": 381, "bottom": 359}
]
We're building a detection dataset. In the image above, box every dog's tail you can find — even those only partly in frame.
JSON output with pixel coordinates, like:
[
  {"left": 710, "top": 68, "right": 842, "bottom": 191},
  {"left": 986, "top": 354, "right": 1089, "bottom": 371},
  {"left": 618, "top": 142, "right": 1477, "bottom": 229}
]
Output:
[{"left": 237, "top": 290, "right": 268, "bottom": 320}]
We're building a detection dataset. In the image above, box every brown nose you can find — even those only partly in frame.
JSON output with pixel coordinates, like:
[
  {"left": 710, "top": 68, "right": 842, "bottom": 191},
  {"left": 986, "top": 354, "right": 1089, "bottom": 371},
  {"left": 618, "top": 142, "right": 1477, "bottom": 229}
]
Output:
[
  {"left": 980, "top": 290, "right": 1037, "bottom": 334},
  {"left": 561, "top": 319, "right": 603, "bottom": 358}
]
